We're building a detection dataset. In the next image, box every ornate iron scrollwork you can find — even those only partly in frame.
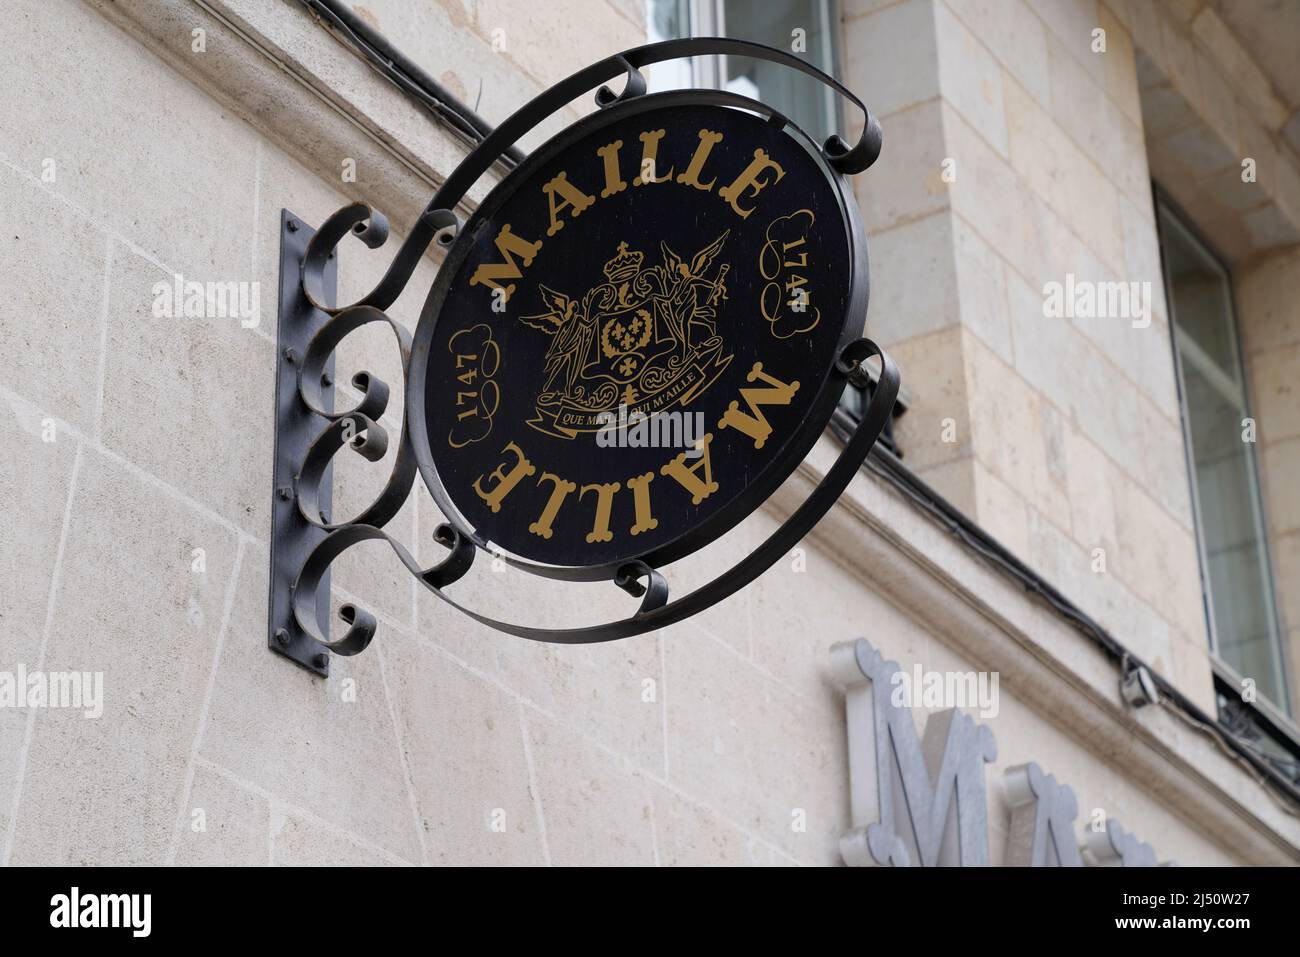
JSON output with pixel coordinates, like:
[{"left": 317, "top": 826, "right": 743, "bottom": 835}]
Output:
[{"left": 269, "top": 38, "right": 898, "bottom": 674}]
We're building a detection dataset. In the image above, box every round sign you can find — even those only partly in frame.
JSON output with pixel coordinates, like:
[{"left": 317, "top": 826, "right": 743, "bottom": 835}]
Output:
[{"left": 408, "top": 90, "right": 866, "bottom": 579}]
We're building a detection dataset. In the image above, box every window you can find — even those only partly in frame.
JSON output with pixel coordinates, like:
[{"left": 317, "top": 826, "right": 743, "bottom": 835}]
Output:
[
  {"left": 1157, "top": 197, "right": 1291, "bottom": 717},
  {"left": 645, "top": 0, "right": 841, "bottom": 145}
]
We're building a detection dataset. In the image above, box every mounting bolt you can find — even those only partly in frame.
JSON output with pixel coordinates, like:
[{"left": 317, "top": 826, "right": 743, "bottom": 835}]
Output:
[
  {"left": 274, "top": 628, "right": 291, "bottom": 647},
  {"left": 277, "top": 486, "right": 293, "bottom": 502},
  {"left": 321, "top": 371, "right": 333, "bottom": 387},
  {"left": 313, "top": 653, "right": 329, "bottom": 669},
  {"left": 283, "top": 347, "right": 297, "bottom": 364},
  {"left": 286, "top": 218, "right": 299, "bottom": 232}
]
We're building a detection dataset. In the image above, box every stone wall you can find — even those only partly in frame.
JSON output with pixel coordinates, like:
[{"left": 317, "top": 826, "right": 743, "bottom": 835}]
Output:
[
  {"left": 1238, "top": 247, "right": 1300, "bottom": 706},
  {"left": 841, "top": 0, "right": 1214, "bottom": 712}
]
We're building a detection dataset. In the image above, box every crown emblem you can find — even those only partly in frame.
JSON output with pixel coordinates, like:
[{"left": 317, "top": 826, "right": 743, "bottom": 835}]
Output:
[{"left": 602, "top": 242, "right": 644, "bottom": 284}]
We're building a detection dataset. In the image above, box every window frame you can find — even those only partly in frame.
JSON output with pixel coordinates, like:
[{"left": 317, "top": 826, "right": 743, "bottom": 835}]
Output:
[{"left": 1154, "top": 185, "right": 1292, "bottom": 719}]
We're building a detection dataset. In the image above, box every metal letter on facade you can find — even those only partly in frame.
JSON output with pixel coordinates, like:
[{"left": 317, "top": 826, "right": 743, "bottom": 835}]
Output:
[
  {"left": 1081, "top": 819, "right": 1163, "bottom": 867},
  {"left": 831, "top": 641, "right": 1171, "bottom": 867},
  {"left": 831, "top": 638, "right": 996, "bottom": 866},
  {"left": 1003, "top": 762, "right": 1084, "bottom": 867}
]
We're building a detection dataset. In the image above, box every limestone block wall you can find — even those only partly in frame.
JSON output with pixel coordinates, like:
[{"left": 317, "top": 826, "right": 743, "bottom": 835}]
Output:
[
  {"left": 1237, "top": 247, "right": 1300, "bottom": 706},
  {"left": 1130, "top": 0, "right": 1300, "bottom": 260},
  {"left": 840, "top": 0, "right": 1213, "bottom": 711}
]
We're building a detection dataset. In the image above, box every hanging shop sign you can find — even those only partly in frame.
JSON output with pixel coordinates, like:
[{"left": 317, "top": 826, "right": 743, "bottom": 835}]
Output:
[
  {"left": 831, "top": 639, "right": 1171, "bottom": 867},
  {"left": 266, "top": 39, "right": 897, "bottom": 674},
  {"left": 409, "top": 94, "right": 862, "bottom": 574}
]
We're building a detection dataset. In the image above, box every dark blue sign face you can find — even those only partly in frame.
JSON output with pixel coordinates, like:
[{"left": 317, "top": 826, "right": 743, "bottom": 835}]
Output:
[{"left": 410, "top": 93, "right": 863, "bottom": 574}]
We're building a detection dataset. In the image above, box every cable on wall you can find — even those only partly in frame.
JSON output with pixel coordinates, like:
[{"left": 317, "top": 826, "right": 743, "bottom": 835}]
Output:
[
  {"left": 829, "top": 409, "right": 1300, "bottom": 815},
  {"left": 298, "top": 0, "right": 524, "bottom": 171}
]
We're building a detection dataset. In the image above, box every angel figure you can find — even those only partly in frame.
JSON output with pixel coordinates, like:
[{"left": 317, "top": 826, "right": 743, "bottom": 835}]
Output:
[
  {"left": 659, "top": 230, "right": 730, "bottom": 359},
  {"left": 520, "top": 285, "right": 598, "bottom": 401}
]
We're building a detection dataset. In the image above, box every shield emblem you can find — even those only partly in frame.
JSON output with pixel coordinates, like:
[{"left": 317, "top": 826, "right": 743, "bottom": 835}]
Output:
[
  {"left": 517, "top": 233, "right": 736, "bottom": 436},
  {"left": 591, "top": 294, "right": 677, "bottom": 385}
]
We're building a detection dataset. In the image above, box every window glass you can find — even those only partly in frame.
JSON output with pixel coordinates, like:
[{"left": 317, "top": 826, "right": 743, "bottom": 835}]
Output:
[
  {"left": 645, "top": 0, "right": 694, "bottom": 91},
  {"left": 719, "top": 0, "right": 840, "bottom": 144},
  {"left": 644, "top": 0, "right": 840, "bottom": 143},
  {"left": 1159, "top": 201, "right": 1290, "bottom": 715}
]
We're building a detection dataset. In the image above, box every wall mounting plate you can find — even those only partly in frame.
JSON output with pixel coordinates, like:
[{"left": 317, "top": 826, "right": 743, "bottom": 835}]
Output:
[{"left": 267, "top": 208, "right": 336, "bottom": 676}]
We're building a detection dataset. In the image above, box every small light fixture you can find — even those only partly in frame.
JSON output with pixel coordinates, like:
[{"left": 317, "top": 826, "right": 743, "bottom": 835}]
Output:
[{"left": 1120, "top": 657, "right": 1159, "bottom": 708}]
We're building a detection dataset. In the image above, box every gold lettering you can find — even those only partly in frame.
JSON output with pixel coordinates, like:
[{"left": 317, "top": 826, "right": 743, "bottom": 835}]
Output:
[
  {"left": 717, "top": 363, "right": 799, "bottom": 450},
  {"left": 782, "top": 236, "right": 808, "bottom": 267},
  {"left": 472, "top": 442, "right": 537, "bottom": 513},
  {"left": 660, "top": 434, "right": 718, "bottom": 505},
  {"left": 468, "top": 225, "right": 543, "bottom": 302},
  {"left": 579, "top": 481, "right": 620, "bottom": 543},
  {"left": 633, "top": 130, "right": 673, "bottom": 186},
  {"left": 718, "top": 149, "right": 785, "bottom": 219},
  {"left": 529, "top": 472, "right": 577, "bottom": 540},
  {"left": 596, "top": 140, "right": 628, "bottom": 198},
  {"left": 675, "top": 129, "right": 724, "bottom": 192},
  {"left": 627, "top": 471, "right": 658, "bottom": 536},
  {"left": 542, "top": 171, "right": 596, "bottom": 237}
]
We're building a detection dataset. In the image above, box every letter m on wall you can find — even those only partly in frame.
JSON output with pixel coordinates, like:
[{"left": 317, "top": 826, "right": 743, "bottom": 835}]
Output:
[{"left": 830, "top": 639, "right": 996, "bottom": 866}]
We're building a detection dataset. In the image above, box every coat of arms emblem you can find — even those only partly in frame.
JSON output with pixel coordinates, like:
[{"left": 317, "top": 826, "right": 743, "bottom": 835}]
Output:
[{"left": 519, "top": 232, "right": 734, "bottom": 437}]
